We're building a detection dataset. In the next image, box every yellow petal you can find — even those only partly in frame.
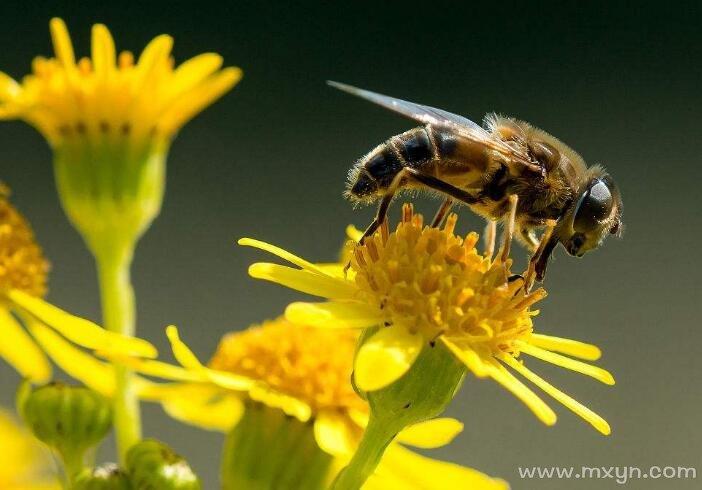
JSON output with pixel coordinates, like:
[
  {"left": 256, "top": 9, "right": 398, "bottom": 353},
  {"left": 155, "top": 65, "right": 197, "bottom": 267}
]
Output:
[
  {"left": 314, "top": 409, "right": 358, "bottom": 456},
  {"left": 440, "top": 337, "right": 488, "bottom": 378},
  {"left": 165, "top": 325, "right": 202, "bottom": 369},
  {"left": 248, "top": 263, "right": 356, "bottom": 299},
  {"left": 286, "top": 301, "right": 382, "bottom": 329},
  {"left": 0, "top": 72, "right": 20, "bottom": 101},
  {"left": 396, "top": 417, "right": 464, "bottom": 449},
  {"left": 91, "top": 24, "right": 116, "bottom": 76},
  {"left": 107, "top": 355, "right": 204, "bottom": 383},
  {"left": 354, "top": 326, "right": 423, "bottom": 391},
  {"left": 8, "top": 290, "right": 157, "bottom": 358},
  {"left": 158, "top": 384, "right": 244, "bottom": 432},
  {"left": 238, "top": 238, "right": 328, "bottom": 275},
  {"left": 170, "top": 53, "right": 224, "bottom": 96},
  {"left": 159, "top": 67, "right": 241, "bottom": 134},
  {"left": 49, "top": 18, "right": 75, "bottom": 68},
  {"left": 315, "top": 263, "right": 348, "bottom": 279},
  {"left": 486, "top": 360, "right": 557, "bottom": 427},
  {"left": 499, "top": 353, "right": 611, "bottom": 435},
  {"left": 530, "top": 333, "right": 602, "bottom": 361},
  {"left": 165, "top": 326, "right": 252, "bottom": 390},
  {"left": 133, "top": 34, "right": 173, "bottom": 89},
  {"left": 517, "top": 342, "right": 615, "bottom": 385},
  {"left": 0, "top": 309, "right": 51, "bottom": 382},
  {"left": 366, "top": 444, "right": 509, "bottom": 490},
  {"left": 248, "top": 383, "right": 312, "bottom": 422},
  {"left": 346, "top": 225, "right": 363, "bottom": 242},
  {"left": 27, "top": 320, "right": 115, "bottom": 396}
]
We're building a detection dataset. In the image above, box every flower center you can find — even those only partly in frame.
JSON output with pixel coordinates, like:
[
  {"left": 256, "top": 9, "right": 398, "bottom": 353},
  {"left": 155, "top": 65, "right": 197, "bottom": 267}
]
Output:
[
  {"left": 208, "top": 318, "right": 366, "bottom": 414},
  {"left": 350, "top": 205, "right": 544, "bottom": 358},
  {"left": 0, "top": 186, "right": 49, "bottom": 299}
]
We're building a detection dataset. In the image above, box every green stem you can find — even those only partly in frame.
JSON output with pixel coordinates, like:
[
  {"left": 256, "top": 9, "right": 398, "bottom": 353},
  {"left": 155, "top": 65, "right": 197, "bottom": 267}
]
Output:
[
  {"left": 96, "top": 248, "right": 140, "bottom": 463},
  {"left": 331, "top": 414, "right": 400, "bottom": 490},
  {"left": 332, "top": 328, "right": 467, "bottom": 489},
  {"left": 59, "top": 448, "right": 85, "bottom": 489}
]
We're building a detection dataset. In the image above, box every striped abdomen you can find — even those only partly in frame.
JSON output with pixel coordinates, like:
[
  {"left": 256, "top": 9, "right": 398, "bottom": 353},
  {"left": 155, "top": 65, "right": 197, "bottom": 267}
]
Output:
[{"left": 347, "top": 125, "right": 490, "bottom": 200}]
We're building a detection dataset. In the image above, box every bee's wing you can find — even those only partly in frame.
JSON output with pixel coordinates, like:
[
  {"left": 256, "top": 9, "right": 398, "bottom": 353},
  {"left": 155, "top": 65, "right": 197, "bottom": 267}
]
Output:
[{"left": 328, "top": 81, "right": 534, "bottom": 167}]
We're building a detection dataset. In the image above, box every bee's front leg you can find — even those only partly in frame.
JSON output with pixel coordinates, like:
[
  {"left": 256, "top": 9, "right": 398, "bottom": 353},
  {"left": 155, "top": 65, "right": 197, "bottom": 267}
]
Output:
[
  {"left": 499, "top": 195, "right": 519, "bottom": 263},
  {"left": 524, "top": 219, "right": 558, "bottom": 291},
  {"left": 517, "top": 226, "right": 540, "bottom": 253},
  {"left": 484, "top": 220, "right": 497, "bottom": 258}
]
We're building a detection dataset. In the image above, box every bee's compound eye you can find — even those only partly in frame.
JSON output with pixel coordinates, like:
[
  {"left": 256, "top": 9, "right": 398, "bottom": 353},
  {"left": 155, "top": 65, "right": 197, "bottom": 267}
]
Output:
[{"left": 573, "top": 179, "right": 613, "bottom": 232}]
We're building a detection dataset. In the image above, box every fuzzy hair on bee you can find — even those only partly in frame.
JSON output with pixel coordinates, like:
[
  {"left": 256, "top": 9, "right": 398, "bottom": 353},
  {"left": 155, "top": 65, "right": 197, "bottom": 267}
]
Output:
[{"left": 331, "top": 81, "right": 622, "bottom": 282}]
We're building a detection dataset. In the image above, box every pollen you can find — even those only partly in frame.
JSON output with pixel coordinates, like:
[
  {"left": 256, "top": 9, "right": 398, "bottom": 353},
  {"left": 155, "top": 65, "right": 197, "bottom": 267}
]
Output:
[
  {"left": 350, "top": 204, "right": 544, "bottom": 358},
  {"left": 0, "top": 185, "right": 49, "bottom": 299},
  {"left": 208, "top": 317, "right": 366, "bottom": 414}
]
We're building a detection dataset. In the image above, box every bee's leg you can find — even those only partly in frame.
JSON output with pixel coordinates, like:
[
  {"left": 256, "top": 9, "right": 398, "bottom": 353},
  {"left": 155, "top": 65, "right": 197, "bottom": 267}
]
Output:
[
  {"left": 402, "top": 168, "right": 481, "bottom": 206},
  {"left": 483, "top": 220, "right": 497, "bottom": 259},
  {"left": 359, "top": 191, "right": 394, "bottom": 244},
  {"left": 499, "top": 195, "right": 518, "bottom": 263},
  {"left": 359, "top": 169, "right": 414, "bottom": 244},
  {"left": 361, "top": 168, "right": 480, "bottom": 243},
  {"left": 431, "top": 198, "right": 454, "bottom": 228},
  {"left": 518, "top": 226, "right": 539, "bottom": 253},
  {"left": 524, "top": 219, "right": 558, "bottom": 291}
]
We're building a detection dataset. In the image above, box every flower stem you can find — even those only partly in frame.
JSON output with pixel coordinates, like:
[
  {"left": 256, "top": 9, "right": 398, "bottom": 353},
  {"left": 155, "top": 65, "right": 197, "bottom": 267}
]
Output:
[
  {"left": 332, "top": 328, "right": 467, "bottom": 489},
  {"left": 331, "top": 413, "right": 400, "bottom": 490},
  {"left": 60, "top": 449, "right": 84, "bottom": 488},
  {"left": 96, "top": 248, "right": 140, "bottom": 462}
]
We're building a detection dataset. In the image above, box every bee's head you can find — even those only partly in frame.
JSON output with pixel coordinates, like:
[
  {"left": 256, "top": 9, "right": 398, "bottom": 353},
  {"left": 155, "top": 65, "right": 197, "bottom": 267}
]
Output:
[{"left": 558, "top": 167, "right": 622, "bottom": 257}]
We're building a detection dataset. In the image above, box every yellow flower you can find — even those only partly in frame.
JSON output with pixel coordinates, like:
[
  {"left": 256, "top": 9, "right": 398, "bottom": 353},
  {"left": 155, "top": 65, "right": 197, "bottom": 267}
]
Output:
[
  {"left": 0, "top": 18, "right": 240, "bottom": 148},
  {"left": 113, "top": 318, "right": 508, "bottom": 489},
  {"left": 0, "top": 185, "right": 157, "bottom": 389},
  {"left": 0, "top": 408, "right": 60, "bottom": 490},
  {"left": 240, "top": 204, "right": 615, "bottom": 435},
  {"left": 0, "top": 18, "right": 241, "bottom": 252}
]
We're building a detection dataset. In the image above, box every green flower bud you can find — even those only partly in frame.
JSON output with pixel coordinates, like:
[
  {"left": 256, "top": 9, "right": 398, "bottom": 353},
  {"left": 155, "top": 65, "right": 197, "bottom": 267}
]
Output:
[
  {"left": 18, "top": 382, "right": 112, "bottom": 478},
  {"left": 126, "top": 439, "right": 201, "bottom": 490},
  {"left": 74, "top": 464, "right": 132, "bottom": 490},
  {"left": 333, "top": 328, "right": 466, "bottom": 489}
]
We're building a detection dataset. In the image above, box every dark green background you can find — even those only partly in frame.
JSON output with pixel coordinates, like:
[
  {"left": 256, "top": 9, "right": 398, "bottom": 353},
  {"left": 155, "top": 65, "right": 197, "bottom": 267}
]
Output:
[{"left": 1, "top": 1, "right": 700, "bottom": 488}]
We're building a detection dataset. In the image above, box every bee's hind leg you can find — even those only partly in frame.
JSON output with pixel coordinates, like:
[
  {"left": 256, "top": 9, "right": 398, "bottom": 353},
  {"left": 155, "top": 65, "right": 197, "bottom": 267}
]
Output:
[
  {"left": 431, "top": 198, "right": 454, "bottom": 228},
  {"left": 358, "top": 170, "right": 410, "bottom": 244}
]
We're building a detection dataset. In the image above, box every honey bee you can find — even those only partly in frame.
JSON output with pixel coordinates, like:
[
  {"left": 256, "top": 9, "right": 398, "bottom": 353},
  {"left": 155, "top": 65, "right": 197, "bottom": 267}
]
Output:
[{"left": 331, "top": 81, "right": 622, "bottom": 284}]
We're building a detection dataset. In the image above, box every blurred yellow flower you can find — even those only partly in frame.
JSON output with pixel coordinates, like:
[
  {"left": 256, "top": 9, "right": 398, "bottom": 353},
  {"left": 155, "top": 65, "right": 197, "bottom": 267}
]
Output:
[
  {"left": 240, "top": 205, "right": 614, "bottom": 435},
  {"left": 0, "top": 18, "right": 241, "bottom": 148},
  {"left": 0, "top": 408, "right": 60, "bottom": 490},
  {"left": 0, "top": 185, "right": 157, "bottom": 389},
  {"left": 113, "top": 318, "right": 508, "bottom": 489},
  {"left": 0, "top": 19, "right": 242, "bottom": 254}
]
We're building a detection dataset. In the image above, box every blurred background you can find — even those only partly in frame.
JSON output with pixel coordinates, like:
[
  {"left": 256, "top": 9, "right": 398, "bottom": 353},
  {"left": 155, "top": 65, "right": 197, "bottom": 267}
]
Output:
[{"left": 1, "top": 1, "right": 700, "bottom": 488}]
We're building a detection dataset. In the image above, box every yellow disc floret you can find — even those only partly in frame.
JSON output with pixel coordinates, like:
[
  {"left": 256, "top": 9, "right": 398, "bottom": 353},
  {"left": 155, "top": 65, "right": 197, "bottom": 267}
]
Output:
[
  {"left": 209, "top": 318, "right": 365, "bottom": 415},
  {"left": 0, "top": 185, "right": 49, "bottom": 298},
  {"left": 351, "top": 205, "right": 544, "bottom": 359}
]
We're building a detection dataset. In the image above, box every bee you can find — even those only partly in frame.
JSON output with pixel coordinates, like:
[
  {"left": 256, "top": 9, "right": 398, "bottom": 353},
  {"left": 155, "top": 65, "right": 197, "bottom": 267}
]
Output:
[{"left": 330, "top": 81, "right": 622, "bottom": 285}]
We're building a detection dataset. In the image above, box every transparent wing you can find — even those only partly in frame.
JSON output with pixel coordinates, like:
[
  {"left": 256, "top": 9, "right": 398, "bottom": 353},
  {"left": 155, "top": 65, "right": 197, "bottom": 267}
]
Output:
[{"left": 328, "top": 81, "right": 536, "bottom": 168}]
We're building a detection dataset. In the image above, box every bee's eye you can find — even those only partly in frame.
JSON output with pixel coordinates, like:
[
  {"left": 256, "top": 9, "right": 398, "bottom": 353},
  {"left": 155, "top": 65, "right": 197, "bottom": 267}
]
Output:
[{"left": 573, "top": 179, "right": 613, "bottom": 232}]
